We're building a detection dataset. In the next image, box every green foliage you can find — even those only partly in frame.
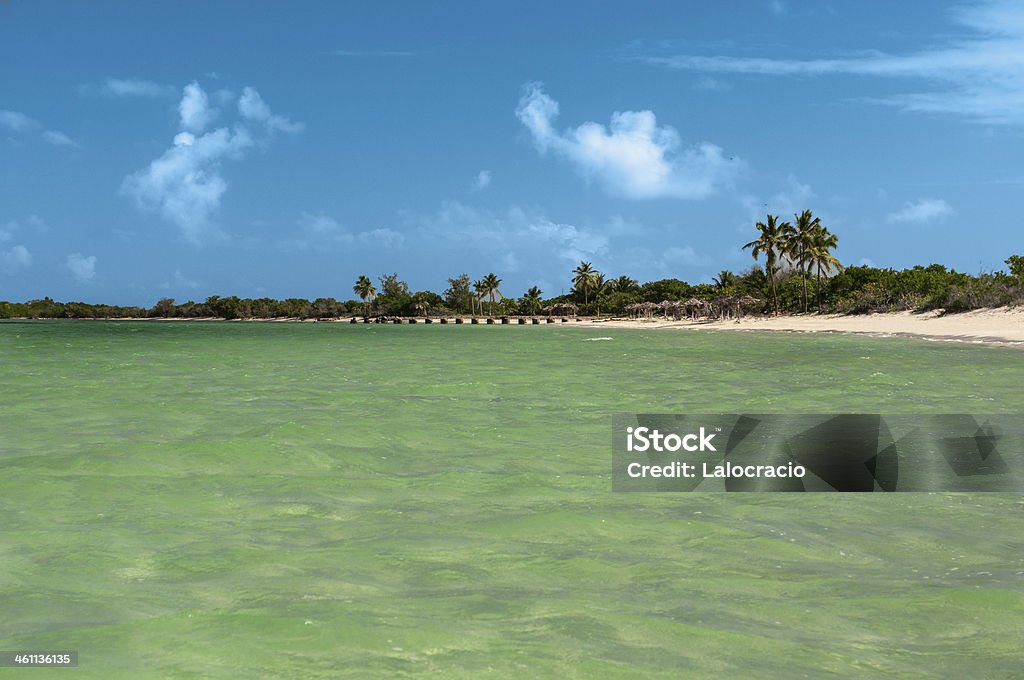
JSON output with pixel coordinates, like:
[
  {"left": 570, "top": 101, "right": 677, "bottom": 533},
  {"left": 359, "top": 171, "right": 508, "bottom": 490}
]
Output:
[
  {"left": 1005, "top": 255, "right": 1024, "bottom": 281},
  {"left": 640, "top": 279, "right": 692, "bottom": 302},
  {"left": 4, "top": 245, "right": 1023, "bottom": 320},
  {"left": 518, "top": 286, "right": 544, "bottom": 315},
  {"left": 443, "top": 274, "right": 473, "bottom": 313},
  {"left": 376, "top": 273, "right": 412, "bottom": 315}
]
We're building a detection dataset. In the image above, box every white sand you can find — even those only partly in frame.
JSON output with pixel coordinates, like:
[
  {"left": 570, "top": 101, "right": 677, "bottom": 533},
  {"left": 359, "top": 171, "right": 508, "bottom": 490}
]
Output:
[{"left": 588, "top": 307, "right": 1024, "bottom": 345}]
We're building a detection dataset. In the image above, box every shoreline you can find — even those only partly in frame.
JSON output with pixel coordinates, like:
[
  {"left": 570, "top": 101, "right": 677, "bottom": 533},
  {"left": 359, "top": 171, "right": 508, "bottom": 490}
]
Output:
[
  {"left": 589, "top": 307, "right": 1024, "bottom": 347},
  {"left": 4, "top": 307, "right": 1023, "bottom": 346}
]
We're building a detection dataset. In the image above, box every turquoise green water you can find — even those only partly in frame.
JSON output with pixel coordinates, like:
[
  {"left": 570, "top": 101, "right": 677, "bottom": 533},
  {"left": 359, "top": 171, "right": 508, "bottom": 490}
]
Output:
[{"left": 1, "top": 321, "right": 1022, "bottom": 678}]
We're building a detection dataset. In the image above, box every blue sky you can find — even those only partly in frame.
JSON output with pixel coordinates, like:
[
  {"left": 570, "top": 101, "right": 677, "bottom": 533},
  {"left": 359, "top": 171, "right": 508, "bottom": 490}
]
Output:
[{"left": 2, "top": 0, "right": 1022, "bottom": 304}]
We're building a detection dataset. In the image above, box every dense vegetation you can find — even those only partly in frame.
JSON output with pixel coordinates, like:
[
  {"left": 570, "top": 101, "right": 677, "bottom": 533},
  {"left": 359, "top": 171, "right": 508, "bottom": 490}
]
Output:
[{"left": 3, "top": 213, "right": 1023, "bottom": 320}]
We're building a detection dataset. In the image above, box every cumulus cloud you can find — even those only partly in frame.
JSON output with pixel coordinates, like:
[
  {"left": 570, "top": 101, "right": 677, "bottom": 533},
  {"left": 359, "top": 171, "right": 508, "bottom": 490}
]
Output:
[
  {"left": 66, "top": 253, "right": 97, "bottom": 281},
  {"left": 1, "top": 245, "right": 32, "bottom": 274},
  {"left": 646, "top": 0, "right": 1024, "bottom": 125},
  {"left": 179, "top": 82, "right": 216, "bottom": 132},
  {"left": 887, "top": 198, "right": 954, "bottom": 224},
  {"left": 122, "top": 81, "right": 303, "bottom": 245},
  {"left": 238, "top": 87, "right": 304, "bottom": 133},
  {"left": 515, "top": 83, "right": 742, "bottom": 199},
  {"left": 474, "top": 170, "right": 492, "bottom": 189}
]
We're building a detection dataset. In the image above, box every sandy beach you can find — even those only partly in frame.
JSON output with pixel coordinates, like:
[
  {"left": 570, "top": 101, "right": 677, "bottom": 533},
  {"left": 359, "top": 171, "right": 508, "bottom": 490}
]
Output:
[
  {"left": 17, "top": 307, "right": 1024, "bottom": 345},
  {"left": 591, "top": 307, "right": 1024, "bottom": 345}
]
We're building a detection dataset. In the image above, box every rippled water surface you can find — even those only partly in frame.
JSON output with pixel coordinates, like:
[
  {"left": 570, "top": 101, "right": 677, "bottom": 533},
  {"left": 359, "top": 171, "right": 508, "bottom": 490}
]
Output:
[{"left": 1, "top": 321, "right": 1022, "bottom": 678}]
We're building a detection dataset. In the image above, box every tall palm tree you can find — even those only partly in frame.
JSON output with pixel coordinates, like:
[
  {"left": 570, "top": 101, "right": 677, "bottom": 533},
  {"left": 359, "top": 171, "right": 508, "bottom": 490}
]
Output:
[
  {"left": 742, "top": 214, "right": 791, "bottom": 315},
  {"left": 788, "top": 210, "right": 820, "bottom": 313},
  {"left": 572, "top": 261, "right": 599, "bottom": 313},
  {"left": 522, "top": 286, "right": 543, "bottom": 314},
  {"left": 481, "top": 273, "right": 502, "bottom": 315},
  {"left": 353, "top": 274, "right": 376, "bottom": 316},
  {"left": 808, "top": 225, "right": 842, "bottom": 313},
  {"left": 472, "top": 279, "right": 486, "bottom": 316},
  {"left": 592, "top": 273, "right": 609, "bottom": 316}
]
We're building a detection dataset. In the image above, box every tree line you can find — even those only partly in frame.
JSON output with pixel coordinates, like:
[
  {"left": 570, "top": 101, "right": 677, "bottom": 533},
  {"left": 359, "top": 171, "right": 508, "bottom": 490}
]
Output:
[{"left": 3, "top": 212, "right": 1023, "bottom": 319}]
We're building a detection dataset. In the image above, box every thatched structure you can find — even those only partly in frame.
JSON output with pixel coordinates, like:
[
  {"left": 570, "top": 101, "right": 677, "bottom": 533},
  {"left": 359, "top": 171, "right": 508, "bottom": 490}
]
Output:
[
  {"left": 682, "top": 298, "right": 712, "bottom": 320},
  {"left": 710, "top": 295, "right": 762, "bottom": 319},
  {"left": 733, "top": 295, "right": 762, "bottom": 319}
]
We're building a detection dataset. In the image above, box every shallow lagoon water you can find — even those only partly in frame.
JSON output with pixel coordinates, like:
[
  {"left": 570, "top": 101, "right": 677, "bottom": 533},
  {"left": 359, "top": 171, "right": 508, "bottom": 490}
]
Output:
[{"left": 1, "top": 321, "right": 1022, "bottom": 678}]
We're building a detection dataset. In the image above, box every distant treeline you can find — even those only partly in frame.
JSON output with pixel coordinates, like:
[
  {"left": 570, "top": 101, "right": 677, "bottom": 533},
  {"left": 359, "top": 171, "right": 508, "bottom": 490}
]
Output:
[
  {"left": 3, "top": 256, "right": 1022, "bottom": 320},
  {"left": 3, "top": 208, "right": 1023, "bottom": 320}
]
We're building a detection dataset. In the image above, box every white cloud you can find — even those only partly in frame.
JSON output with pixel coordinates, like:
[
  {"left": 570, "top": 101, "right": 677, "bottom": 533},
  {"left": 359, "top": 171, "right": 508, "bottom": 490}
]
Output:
[
  {"left": 646, "top": 0, "right": 1024, "bottom": 124},
  {"left": 103, "top": 78, "right": 172, "bottom": 98},
  {"left": 1, "top": 110, "right": 76, "bottom": 147},
  {"left": 474, "top": 170, "right": 492, "bottom": 189},
  {"left": 692, "top": 76, "right": 733, "bottom": 92},
  {"left": 179, "top": 82, "right": 216, "bottom": 132},
  {"left": 1, "top": 245, "right": 32, "bottom": 274},
  {"left": 122, "top": 126, "right": 250, "bottom": 244},
  {"left": 66, "top": 253, "right": 97, "bottom": 282},
  {"left": 123, "top": 82, "right": 303, "bottom": 245},
  {"left": 360, "top": 228, "right": 404, "bottom": 248},
  {"left": 42, "top": 130, "right": 76, "bottom": 147},
  {"left": 515, "top": 83, "right": 741, "bottom": 199},
  {"left": 286, "top": 213, "right": 404, "bottom": 251},
  {"left": 0, "top": 110, "right": 37, "bottom": 132},
  {"left": 415, "top": 201, "right": 609, "bottom": 270},
  {"left": 0, "top": 215, "right": 48, "bottom": 244},
  {"left": 299, "top": 212, "right": 342, "bottom": 234},
  {"left": 886, "top": 198, "right": 954, "bottom": 224},
  {"left": 238, "top": 87, "right": 304, "bottom": 133}
]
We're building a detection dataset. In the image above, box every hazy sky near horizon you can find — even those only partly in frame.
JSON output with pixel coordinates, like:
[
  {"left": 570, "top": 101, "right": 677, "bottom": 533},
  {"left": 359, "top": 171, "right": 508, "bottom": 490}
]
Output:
[{"left": 2, "top": 0, "right": 1023, "bottom": 304}]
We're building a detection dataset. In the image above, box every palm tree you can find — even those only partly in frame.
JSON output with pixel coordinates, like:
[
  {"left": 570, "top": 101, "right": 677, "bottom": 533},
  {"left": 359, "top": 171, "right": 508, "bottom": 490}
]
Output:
[
  {"left": 712, "top": 270, "right": 736, "bottom": 292},
  {"left": 522, "top": 286, "right": 543, "bottom": 314},
  {"left": 743, "top": 214, "right": 791, "bottom": 315},
  {"left": 353, "top": 274, "right": 376, "bottom": 317},
  {"left": 592, "top": 273, "right": 609, "bottom": 316},
  {"left": 472, "top": 279, "right": 486, "bottom": 316},
  {"left": 572, "top": 261, "right": 599, "bottom": 313},
  {"left": 808, "top": 225, "right": 842, "bottom": 313},
  {"left": 481, "top": 273, "right": 502, "bottom": 315},
  {"left": 611, "top": 275, "right": 639, "bottom": 293},
  {"left": 788, "top": 210, "right": 820, "bottom": 313}
]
